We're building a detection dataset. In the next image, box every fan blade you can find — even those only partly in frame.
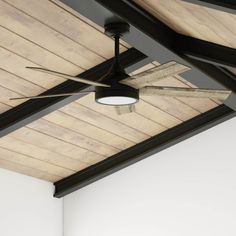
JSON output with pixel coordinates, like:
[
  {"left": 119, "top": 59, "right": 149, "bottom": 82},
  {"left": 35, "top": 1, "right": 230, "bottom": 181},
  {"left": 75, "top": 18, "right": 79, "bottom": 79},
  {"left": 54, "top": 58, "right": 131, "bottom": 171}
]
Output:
[
  {"left": 121, "top": 61, "right": 190, "bottom": 89},
  {"left": 115, "top": 105, "right": 136, "bottom": 115},
  {"left": 10, "top": 91, "right": 93, "bottom": 100},
  {"left": 26, "top": 67, "right": 110, "bottom": 87},
  {"left": 140, "top": 86, "right": 231, "bottom": 100}
]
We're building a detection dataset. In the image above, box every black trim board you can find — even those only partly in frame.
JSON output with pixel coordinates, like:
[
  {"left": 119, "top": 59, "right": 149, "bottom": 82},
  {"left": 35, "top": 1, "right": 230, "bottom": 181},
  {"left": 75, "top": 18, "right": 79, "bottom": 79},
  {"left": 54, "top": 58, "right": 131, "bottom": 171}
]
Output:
[
  {"left": 54, "top": 105, "right": 236, "bottom": 198},
  {"left": 181, "top": 0, "right": 236, "bottom": 14},
  {"left": 59, "top": 0, "right": 236, "bottom": 110},
  {"left": 0, "top": 48, "right": 150, "bottom": 138}
]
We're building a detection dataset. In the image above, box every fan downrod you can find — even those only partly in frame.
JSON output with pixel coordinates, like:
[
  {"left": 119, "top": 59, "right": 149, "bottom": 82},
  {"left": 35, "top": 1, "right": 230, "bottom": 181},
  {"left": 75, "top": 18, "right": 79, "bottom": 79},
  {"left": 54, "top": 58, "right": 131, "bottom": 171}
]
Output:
[{"left": 95, "top": 22, "right": 139, "bottom": 106}]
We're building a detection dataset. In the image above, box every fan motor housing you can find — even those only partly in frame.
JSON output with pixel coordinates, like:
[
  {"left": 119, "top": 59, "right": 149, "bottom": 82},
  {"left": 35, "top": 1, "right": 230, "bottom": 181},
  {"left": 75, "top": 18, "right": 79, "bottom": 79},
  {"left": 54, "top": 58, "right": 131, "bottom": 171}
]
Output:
[{"left": 95, "top": 82, "right": 139, "bottom": 106}]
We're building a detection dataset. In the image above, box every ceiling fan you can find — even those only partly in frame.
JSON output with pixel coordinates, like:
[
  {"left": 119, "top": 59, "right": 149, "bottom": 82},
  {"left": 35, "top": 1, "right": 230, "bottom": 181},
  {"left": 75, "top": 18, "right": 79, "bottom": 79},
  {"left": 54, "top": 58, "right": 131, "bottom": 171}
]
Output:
[{"left": 11, "top": 22, "right": 231, "bottom": 115}]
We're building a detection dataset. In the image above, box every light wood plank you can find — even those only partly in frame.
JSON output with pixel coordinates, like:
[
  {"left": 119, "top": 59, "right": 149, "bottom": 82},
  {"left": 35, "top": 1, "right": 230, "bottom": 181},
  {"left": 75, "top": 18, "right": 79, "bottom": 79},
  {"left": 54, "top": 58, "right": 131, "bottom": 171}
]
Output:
[
  {"left": 134, "top": 99, "right": 182, "bottom": 128},
  {"left": 151, "top": 76, "right": 219, "bottom": 113},
  {"left": 0, "top": 103, "right": 12, "bottom": 114},
  {"left": 28, "top": 119, "right": 120, "bottom": 156},
  {"left": 0, "top": 158, "right": 61, "bottom": 182},
  {"left": 122, "top": 61, "right": 190, "bottom": 89},
  {"left": 77, "top": 94, "right": 167, "bottom": 136},
  {"left": 44, "top": 111, "right": 134, "bottom": 150},
  {"left": 50, "top": 0, "right": 131, "bottom": 49},
  {"left": 0, "top": 1, "right": 103, "bottom": 69},
  {"left": 129, "top": 63, "right": 155, "bottom": 76},
  {"left": 0, "top": 46, "right": 65, "bottom": 89},
  {"left": 0, "top": 136, "right": 89, "bottom": 171},
  {"left": 142, "top": 95, "right": 200, "bottom": 121},
  {"left": 0, "top": 86, "right": 26, "bottom": 107},
  {"left": 5, "top": 0, "right": 127, "bottom": 59},
  {"left": 60, "top": 102, "right": 149, "bottom": 143},
  {"left": 182, "top": 3, "right": 236, "bottom": 47},
  {"left": 0, "top": 146, "right": 74, "bottom": 177},
  {"left": 0, "top": 69, "right": 44, "bottom": 96},
  {"left": 9, "top": 127, "right": 106, "bottom": 165},
  {"left": 0, "top": 25, "right": 82, "bottom": 74},
  {"left": 205, "top": 8, "right": 236, "bottom": 45}
]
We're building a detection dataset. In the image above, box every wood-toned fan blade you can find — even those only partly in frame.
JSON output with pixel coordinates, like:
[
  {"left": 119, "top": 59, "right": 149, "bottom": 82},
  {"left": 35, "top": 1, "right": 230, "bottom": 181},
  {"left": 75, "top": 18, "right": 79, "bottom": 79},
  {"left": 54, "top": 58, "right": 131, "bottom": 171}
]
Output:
[
  {"left": 10, "top": 91, "right": 93, "bottom": 100},
  {"left": 26, "top": 67, "right": 110, "bottom": 87},
  {"left": 121, "top": 61, "right": 190, "bottom": 89},
  {"left": 115, "top": 105, "right": 136, "bottom": 115},
  {"left": 140, "top": 86, "right": 231, "bottom": 100}
]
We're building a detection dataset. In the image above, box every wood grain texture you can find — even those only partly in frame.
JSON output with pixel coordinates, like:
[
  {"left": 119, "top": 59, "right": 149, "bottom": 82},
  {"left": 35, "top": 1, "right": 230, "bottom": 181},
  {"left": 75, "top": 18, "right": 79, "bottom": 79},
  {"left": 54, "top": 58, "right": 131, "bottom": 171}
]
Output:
[
  {"left": 0, "top": 0, "right": 223, "bottom": 182},
  {"left": 9, "top": 127, "right": 107, "bottom": 165},
  {"left": 50, "top": 0, "right": 131, "bottom": 49},
  {"left": 27, "top": 119, "right": 119, "bottom": 157},
  {"left": 3, "top": 0, "right": 127, "bottom": 58},
  {"left": 136, "top": 63, "right": 219, "bottom": 113},
  {"left": 121, "top": 61, "right": 190, "bottom": 89},
  {"left": 0, "top": 158, "right": 61, "bottom": 182},
  {"left": 134, "top": 0, "right": 236, "bottom": 48},
  {"left": 60, "top": 102, "right": 150, "bottom": 143},
  {"left": 0, "top": 146, "right": 74, "bottom": 178},
  {"left": 0, "top": 136, "right": 90, "bottom": 171},
  {"left": 77, "top": 94, "right": 167, "bottom": 136},
  {"left": 140, "top": 86, "right": 230, "bottom": 100},
  {"left": 0, "top": 1, "right": 103, "bottom": 68},
  {"left": 44, "top": 111, "right": 134, "bottom": 150}
]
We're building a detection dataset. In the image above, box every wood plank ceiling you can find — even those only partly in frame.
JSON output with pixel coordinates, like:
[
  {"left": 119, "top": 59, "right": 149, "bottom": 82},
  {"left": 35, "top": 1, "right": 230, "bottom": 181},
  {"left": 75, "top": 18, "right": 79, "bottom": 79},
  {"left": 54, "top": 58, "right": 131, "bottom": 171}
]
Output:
[{"left": 0, "top": 0, "right": 225, "bottom": 182}]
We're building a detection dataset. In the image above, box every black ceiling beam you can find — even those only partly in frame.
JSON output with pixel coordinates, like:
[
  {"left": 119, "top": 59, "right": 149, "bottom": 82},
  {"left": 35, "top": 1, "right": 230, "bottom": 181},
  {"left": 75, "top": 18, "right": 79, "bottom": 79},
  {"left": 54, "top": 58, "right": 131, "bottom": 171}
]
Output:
[
  {"left": 54, "top": 104, "right": 236, "bottom": 197},
  {"left": 182, "top": 0, "right": 236, "bottom": 14},
  {"left": 175, "top": 35, "right": 236, "bottom": 69},
  {"left": 0, "top": 48, "right": 149, "bottom": 138},
  {"left": 59, "top": 0, "right": 236, "bottom": 111}
]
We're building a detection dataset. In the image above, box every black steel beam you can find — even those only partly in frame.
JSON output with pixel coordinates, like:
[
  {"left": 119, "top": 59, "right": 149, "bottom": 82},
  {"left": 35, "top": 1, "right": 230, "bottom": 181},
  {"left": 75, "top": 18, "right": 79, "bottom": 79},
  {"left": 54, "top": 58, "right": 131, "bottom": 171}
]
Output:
[
  {"left": 0, "top": 48, "right": 149, "bottom": 138},
  {"left": 176, "top": 35, "right": 236, "bottom": 69},
  {"left": 54, "top": 104, "right": 236, "bottom": 197},
  {"left": 182, "top": 0, "right": 236, "bottom": 14}
]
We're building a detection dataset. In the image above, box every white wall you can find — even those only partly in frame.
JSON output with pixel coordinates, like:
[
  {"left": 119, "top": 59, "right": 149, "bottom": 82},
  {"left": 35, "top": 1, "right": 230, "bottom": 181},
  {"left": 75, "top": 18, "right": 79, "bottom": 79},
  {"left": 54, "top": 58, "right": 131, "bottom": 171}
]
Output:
[
  {"left": 0, "top": 169, "right": 63, "bottom": 236},
  {"left": 64, "top": 117, "right": 236, "bottom": 236}
]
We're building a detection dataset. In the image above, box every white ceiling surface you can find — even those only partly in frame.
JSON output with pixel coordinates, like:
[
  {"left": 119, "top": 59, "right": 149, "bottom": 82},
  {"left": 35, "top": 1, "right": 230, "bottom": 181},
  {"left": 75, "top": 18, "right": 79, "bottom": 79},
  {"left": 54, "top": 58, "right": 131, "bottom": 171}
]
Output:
[{"left": 64, "top": 117, "right": 236, "bottom": 236}]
